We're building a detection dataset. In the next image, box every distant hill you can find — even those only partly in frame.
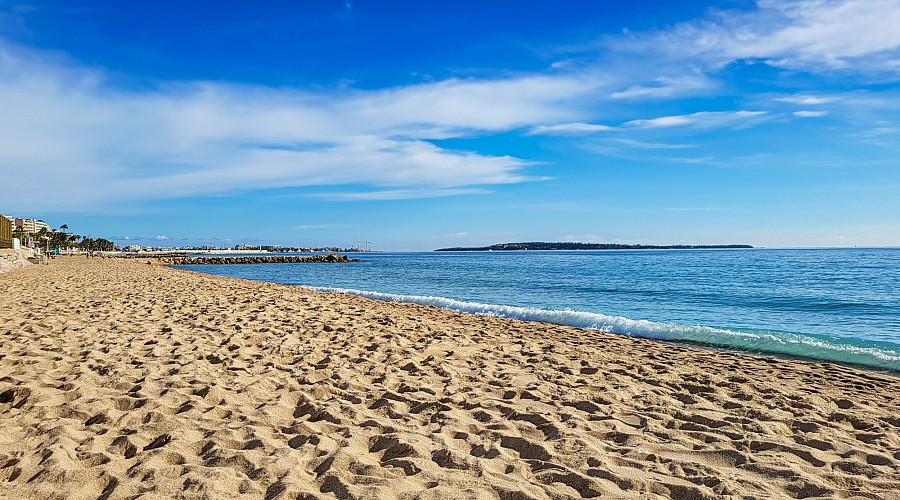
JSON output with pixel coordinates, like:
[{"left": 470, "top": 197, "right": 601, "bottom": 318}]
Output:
[{"left": 435, "top": 242, "right": 753, "bottom": 251}]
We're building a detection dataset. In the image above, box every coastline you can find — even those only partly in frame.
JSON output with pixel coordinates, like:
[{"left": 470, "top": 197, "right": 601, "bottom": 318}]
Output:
[{"left": 2, "top": 258, "right": 898, "bottom": 498}]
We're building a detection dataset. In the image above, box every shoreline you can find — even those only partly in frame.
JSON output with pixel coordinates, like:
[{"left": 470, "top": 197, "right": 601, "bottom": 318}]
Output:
[
  {"left": 2, "top": 257, "right": 899, "bottom": 498},
  {"left": 321, "top": 289, "right": 900, "bottom": 376},
  {"left": 173, "top": 263, "right": 900, "bottom": 375}
]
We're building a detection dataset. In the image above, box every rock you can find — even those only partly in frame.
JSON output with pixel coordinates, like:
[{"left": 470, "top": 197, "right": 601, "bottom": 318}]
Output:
[
  {"left": 164, "top": 255, "right": 361, "bottom": 265},
  {"left": 0, "top": 249, "right": 34, "bottom": 274}
]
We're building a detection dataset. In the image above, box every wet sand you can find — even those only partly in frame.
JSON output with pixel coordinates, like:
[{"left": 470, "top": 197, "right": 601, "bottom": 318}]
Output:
[{"left": 1, "top": 257, "right": 898, "bottom": 499}]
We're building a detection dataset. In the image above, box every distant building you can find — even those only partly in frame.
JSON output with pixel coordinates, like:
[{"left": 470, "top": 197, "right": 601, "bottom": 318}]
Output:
[
  {"left": 15, "top": 218, "right": 50, "bottom": 234},
  {"left": 0, "top": 214, "right": 12, "bottom": 249}
]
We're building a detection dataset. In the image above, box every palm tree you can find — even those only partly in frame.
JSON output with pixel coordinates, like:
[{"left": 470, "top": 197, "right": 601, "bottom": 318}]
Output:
[
  {"left": 49, "top": 231, "right": 66, "bottom": 255},
  {"left": 35, "top": 227, "right": 49, "bottom": 250},
  {"left": 58, "top": 225, "right": 70, "bottom": 255},
  {"left": 12, "top": 227, "right": 25, "bottom": 246},
  {"left": 95, "top": 238, "right": 114, "bottom": 252}
]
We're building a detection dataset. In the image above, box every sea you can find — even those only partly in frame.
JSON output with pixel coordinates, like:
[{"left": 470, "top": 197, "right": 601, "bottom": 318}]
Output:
[{"left": 176, "top": 248, "right": 900, "bottom": 373}]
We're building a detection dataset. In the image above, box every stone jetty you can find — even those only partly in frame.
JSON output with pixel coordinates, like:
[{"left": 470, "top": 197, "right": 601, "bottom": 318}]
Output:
[{"left": 162, "top": 254, "right": 361, "bottom": 265}]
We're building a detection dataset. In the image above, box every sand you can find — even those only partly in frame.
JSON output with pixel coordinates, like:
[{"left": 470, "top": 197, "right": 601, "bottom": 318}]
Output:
[{"left": 1, "top": 258, "right": 898, "bottom": 499}]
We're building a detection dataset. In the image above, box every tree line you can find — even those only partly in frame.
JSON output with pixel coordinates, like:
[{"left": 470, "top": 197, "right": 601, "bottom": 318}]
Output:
[
  {"left": 436, "top": 242, "right": 754, "bottom": 251},
  {"left": 13, "top": 224, "right": 116, "bottom": 253}
]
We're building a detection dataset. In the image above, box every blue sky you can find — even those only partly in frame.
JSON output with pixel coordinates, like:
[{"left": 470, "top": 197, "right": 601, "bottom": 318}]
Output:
[{"left": 1, "top": 0, "right": 898, "bottom": 250}]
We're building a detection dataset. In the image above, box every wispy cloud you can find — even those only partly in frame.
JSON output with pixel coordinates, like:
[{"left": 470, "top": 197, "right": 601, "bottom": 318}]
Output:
[
  {"left": 3, "top": 0, "right": 900, "bottom": 215},
  {"left": 562, "top": 234, "right": 606, "bottom": 243},
  {"left": 609, "top": 74, "right": 714, "bottom": 99},
  {"left": 626, "top": 111, "right": 769, "bottom": 129},
  {"left": 527, "top": 122, "right": 612, "bottom": 135},
  {"left": 0, "top": 40, "right": 589, "bottom": 211},
  {"left": 311, "top": 188, "right": 491, "bottom": 201},
  {"left": 775, "top": 94, "right": 837, "bottom": 105},
  {"left": 612, "top": 0, "right": 900, "bottom": 76},
  {"left": 349, "top": 75, "right": 600, "bottom": 135},
  {"left": 664, "top": 206, "right": 729, "bottom": 212},
  {"left": 605, "top": 138, "right": 695, "bottom": 150},
  {"left": 666, "top": 156, "right": 718, "bottom": 165},
  {"left": 854, "top": 126, "right": 900, "bottom": 148}
]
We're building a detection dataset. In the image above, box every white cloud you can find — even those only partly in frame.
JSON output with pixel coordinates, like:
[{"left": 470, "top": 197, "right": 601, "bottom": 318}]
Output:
[
  {"left": 106, "top": 137, "right": 541, "bottom": 200},
  {"left": 864, "top": 127, "right": 899, "bottom": 136},
  {"left": 4, "top": 0, "right": 900, "bottom": 215},
  {"left": 561, "top": 234, "right": 608, "bottom": 243},
  {"left": 666, "top": 156, "right": 717, "bottom": 165},
  {"left": 154, "top": 235, "right": 169, "bottom": 241},
  {"left": 615, "top": 0, "right": 900, "bottom": 75},
  {"left": 312, "top": 188, "right": 491, "bottom": 201},
  {"left": 793, "top": 110, "right": 828, "bottom": 118},
  {"left": 527, "top": 122, "right": 613, "bottom": 135},
  {"left": 348, "top": 75, "right": 600, "bottom": 136},
  {"left": 607, "top": 138, "right": 695, "bottom": 150},
  {"left": 0, "top": 40, "right": 596, "bottom": 211},
  {"left": 854, "top": 126, "right": 900, "bottom": 148},
  {"left": 626, "top": 111, "right": 769, "bottom": 129},
  {"left": 610, "top": 74, "right": 714, "bottom": 99},
  {"left": 775, "top": 94, "right": 836, "bottom": 105},
  {"left": 664, "top": 206, "right": 728, "bottom": 212},
  {"left": 627, "top": 115, "right": 692, "bottom": 128},
  {"left": 753, "top": 0, "right": 900, "bottom": 70}
]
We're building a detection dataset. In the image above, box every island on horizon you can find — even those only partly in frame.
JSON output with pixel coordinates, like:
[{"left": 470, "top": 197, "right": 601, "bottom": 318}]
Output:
[{"left": 435, "top": 242, "right": 754, "bottom": 252}]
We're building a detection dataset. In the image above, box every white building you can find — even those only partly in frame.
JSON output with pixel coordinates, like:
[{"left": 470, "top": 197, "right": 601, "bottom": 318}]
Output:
[{"left": 15, "top": 218, "right": 51, "bottom": 233}]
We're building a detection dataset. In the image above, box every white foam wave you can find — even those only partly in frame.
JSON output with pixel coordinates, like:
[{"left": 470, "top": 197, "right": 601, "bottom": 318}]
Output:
[{"left": 306, "top": 286, "right": 900, "bottom": 370}]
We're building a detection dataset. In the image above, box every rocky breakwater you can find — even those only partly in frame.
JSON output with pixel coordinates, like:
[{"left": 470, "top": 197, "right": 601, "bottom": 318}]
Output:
[{"left": 163, "top": 254, "right": 361, "bottom": 265}]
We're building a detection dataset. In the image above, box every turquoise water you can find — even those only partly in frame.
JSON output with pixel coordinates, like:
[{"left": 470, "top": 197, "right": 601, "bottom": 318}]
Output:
[{"left": 177, "top": 248, "right": 900, "bottom": 372}]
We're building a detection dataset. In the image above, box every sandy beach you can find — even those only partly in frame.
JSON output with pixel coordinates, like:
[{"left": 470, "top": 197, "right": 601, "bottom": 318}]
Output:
[{"left": 1, "top": 257, "right": 898, "bottom": 499}]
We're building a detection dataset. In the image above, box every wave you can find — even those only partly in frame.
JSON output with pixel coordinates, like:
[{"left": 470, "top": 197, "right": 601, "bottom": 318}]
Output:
[{"left": 307, "top": 285, "right": 900, "bottom": 372}]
